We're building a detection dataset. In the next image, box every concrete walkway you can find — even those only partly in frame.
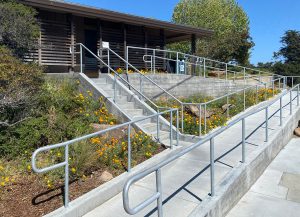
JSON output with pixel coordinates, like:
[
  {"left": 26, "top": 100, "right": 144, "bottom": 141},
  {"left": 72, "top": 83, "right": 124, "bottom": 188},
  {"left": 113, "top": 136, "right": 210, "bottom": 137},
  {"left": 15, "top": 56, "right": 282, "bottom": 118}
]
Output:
[
  {"left": 226, "top": 137, "right": 300, "bottom": 217},
  {"left": 84, "top": 92, "right": 299, "bottom": 217}
]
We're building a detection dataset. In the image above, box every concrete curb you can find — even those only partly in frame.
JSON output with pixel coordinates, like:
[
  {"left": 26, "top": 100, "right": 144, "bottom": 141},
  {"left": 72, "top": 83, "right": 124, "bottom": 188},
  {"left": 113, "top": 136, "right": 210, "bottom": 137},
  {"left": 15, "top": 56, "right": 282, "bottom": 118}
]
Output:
[{"left": 188, "top": 105, "right": 300, "bottom": 217}]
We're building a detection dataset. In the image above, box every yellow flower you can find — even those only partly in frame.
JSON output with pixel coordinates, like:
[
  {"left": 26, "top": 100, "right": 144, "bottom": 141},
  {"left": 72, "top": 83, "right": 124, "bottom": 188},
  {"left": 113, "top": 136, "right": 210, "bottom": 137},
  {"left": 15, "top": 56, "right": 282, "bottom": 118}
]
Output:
[
  {"left": 0, "top": 182, "right": 5, "bottom": 187},
  {"left": 4, "top": 177, "right": 9, "bottom": 182},
  {"left": 71, "top": 167, "right": 76, "bottom": 173},
  {"left": 0, "top": 165, "right": 3, "bottom": 171},
  {"left": 27, "top": 165, "right": 31, "bottom": 171},
  {"left": 109, "top": 121, "right": 114, "bottom": 125},
  {"left": 57, "top": 152, "right": 62, "bottom": 157}
]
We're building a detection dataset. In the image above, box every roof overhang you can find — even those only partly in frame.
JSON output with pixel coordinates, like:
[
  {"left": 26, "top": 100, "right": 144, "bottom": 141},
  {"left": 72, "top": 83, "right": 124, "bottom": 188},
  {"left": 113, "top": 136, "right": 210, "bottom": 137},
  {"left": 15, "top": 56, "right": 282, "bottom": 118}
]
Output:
[{"left": 22, "top": 0, "right": 213, "bottom": 43}]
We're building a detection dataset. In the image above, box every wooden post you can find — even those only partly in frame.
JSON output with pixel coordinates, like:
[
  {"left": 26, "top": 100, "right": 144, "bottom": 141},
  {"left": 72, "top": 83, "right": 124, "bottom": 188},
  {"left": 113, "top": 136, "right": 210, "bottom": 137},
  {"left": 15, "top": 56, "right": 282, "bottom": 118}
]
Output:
[{"left": 191, "top": 34, "right": 196, "bottom": 75}]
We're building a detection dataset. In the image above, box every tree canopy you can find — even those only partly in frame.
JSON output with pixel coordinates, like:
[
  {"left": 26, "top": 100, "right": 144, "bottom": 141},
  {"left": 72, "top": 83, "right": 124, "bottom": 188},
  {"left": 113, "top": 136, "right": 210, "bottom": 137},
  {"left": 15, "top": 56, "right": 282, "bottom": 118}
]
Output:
[
  {"left": 172, "top": 0, "right": 254, "bottom": 64},
  {"left": 273, "top": 30, "right": 300, "bottom": 77},
  {"left": 0, "top": 0, "right": 40, "bottom": 57}
]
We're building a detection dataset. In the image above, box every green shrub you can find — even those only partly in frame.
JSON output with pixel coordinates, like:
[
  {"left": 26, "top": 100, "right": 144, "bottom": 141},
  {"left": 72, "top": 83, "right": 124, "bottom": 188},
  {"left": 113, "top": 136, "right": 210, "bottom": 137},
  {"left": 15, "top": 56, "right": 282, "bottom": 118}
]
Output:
[{"left": 0, "top": 46, "right": 44, "bottom": 126}]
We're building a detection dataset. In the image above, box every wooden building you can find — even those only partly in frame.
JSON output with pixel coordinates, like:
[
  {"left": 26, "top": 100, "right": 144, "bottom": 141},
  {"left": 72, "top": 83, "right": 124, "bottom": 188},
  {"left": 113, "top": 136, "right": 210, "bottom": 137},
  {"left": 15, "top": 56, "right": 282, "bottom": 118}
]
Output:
[{"left": 22, "top": 0, "right": 213, "bottom": 73}]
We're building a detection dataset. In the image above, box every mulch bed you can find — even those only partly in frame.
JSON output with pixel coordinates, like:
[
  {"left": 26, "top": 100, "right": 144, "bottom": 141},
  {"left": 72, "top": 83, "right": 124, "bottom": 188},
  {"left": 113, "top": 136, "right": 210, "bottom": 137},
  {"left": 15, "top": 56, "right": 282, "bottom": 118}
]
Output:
[{"left": 0, "top": 146, "right": 166, "bottom": 217}]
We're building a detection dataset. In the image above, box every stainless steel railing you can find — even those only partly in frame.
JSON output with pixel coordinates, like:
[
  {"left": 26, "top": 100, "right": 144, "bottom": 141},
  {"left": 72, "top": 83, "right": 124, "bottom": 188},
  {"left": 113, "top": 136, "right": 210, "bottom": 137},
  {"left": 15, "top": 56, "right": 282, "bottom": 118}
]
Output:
[
  {"left": 31, "top": 108, "right": 179, "bottom": 208},
  {"left": 123, "top": 84, "right": 300, "bottom": 217}
]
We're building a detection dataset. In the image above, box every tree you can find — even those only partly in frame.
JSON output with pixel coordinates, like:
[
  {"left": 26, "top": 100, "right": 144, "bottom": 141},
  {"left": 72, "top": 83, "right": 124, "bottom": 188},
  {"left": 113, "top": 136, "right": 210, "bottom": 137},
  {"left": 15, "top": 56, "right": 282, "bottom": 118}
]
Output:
[
  {"left": 171, "top": 0, "right": 254, "bottom": 64},
  {"left": 274, "top": 30, "right": 300, "bottom": 64},
  {"left": 0, "top": 0, "right": 40, "bottom": 57},
  {"left": 273, "top": 30, "right": 300, "bottom": 85}
]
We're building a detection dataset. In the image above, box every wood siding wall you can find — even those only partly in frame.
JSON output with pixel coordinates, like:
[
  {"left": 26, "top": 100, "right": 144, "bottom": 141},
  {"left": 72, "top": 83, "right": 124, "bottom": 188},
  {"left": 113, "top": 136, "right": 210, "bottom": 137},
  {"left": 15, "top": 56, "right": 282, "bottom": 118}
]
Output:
[{"left": 27, "top": 10, "right": 166, "bottom": 71}]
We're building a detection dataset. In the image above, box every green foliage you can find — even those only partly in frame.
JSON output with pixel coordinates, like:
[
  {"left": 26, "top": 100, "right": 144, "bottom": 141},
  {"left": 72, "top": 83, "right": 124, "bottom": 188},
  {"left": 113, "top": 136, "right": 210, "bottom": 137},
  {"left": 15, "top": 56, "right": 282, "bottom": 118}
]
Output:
[
  {"left": 0, "top": 0, "right": 40, "bottom": 57},
  {"left": 171, "top": 0, "right": 254, "bottom": 64},
  {"left": 272, "top": 30, "right": 300, "bottom": 86},
  {"left": 0, "top": 45, "right": 44, "bottom": 126},
  {"left": 155, "top": 88, "right": 280, "bottom": 135}
]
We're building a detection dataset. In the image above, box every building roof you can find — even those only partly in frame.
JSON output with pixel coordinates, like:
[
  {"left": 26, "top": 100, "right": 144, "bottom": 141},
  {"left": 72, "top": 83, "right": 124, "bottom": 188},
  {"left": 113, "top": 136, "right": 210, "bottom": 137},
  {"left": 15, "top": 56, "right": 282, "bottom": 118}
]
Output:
[{"left": 22, "top": 0, "right": 213, "bottom": 43}]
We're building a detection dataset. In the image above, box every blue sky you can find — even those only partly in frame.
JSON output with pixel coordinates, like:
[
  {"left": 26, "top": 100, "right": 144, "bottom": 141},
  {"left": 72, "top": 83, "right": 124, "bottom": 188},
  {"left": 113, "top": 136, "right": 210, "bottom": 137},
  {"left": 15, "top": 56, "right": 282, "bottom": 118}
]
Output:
[{"left": 70, "top": 0, "right": 300, "bottom": 65}]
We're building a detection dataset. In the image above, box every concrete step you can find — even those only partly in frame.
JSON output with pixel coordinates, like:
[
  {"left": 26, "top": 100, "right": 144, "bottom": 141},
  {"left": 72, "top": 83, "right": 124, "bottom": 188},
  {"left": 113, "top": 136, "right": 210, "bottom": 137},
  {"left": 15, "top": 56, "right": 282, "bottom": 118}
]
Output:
[
  {"left": 119, "top": 102, "right": 136, "bottom": 110},
  {"left": 92, "top": 78, "right": 107, "bottom": 84},
  {"left": 124, "top": 109, "right": 144, "bottom": 117},
  {"left": 140, "top": 122, "right": 158, "bottom": 133},
  {"left": 114, "top": 96, "right": 129, "bottom": 103},
  {"left": 132, "top": 116, "right": 152, "bottom": 124}
]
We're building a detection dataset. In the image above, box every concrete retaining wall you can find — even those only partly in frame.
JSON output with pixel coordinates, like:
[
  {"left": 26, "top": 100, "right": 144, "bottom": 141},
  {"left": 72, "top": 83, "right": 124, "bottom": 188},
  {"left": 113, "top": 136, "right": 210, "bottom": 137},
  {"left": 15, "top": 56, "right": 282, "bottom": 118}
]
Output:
[
  {"left": 189, "top": 105, "right": 300, "bottom": 217},
  {"left": 120, "top": 74, "right": 247, "bottom": 99}
]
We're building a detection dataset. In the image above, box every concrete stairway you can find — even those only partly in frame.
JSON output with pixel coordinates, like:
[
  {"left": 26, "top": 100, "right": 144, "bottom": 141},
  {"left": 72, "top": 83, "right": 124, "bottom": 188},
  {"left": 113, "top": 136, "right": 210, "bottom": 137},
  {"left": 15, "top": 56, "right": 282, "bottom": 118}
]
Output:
[
  {"left": 83, "top": 91, "right": 299, "bottom": 217},
  {"left": 91, "top": 74, "right": 194, "bottom": 148}
]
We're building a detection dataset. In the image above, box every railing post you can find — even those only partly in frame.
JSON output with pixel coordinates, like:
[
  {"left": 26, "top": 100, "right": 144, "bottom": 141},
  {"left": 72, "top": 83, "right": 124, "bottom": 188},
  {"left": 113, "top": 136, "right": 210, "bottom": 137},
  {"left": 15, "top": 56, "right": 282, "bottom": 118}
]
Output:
[
  {"left": 170, "top": 110, "right": 173, "bottom": 149},
  {"left": 290, "top": 90, "right": 293, "bottom": 115},
  {"left": 107, "top": 49, "right": 110, "bottom": 74},
  {"left": 242, "top": 118, "right": 246, "bottom": 163},
  {"left": 203, "top": 58, "right": 206, "bottom": 78},
  {"left": 297, "top": 85, "right": 299, "bottom": 106},
  {"left": 243, "top": 67, "right": 246, "bottom": 85},
  {"left": 243, "top": 88, "right": 246, "bottom": 111},
  {"left": 199, "top": 104, "right": 202, "bottom": 137},
  {"left": 181, "top": 104, "right": 184, "bottom": 133},
  {"left": 128, "top": 124, "right": 131, "bottom": 172},
  {"left": 265, "top": 107, "right": 268, "bottom": 142},
  {"left": 64, "top": 144, "right": 69, "bottom": 207},
  {"left": 140, "top": 74, "right": 143, "bottom": 97},
  {"left": 157, "top": 108, "right": 160, "bottom": 142},
  {"left": 204, "top": 104, "right": 207, "bottom": 134},
  {"left": 153, "top": 50, "right": 156, "bottom": 74},
  {"left": 126, "top": 46, "right": 129, "bottom": 74},
  {"left": 80, "top": 45, "right": 83, "bottom": 74},
  {"left": 225, "top": 63, "right": 228, "bottom": 81},
  {"left": 113, "top": 73, "right": 116, "bottom": 102},
  {"left": 280, "top": 97, "right": 283, "bottom": 126},
  {"left": 292, "top": 77, "right": 294, "bottom": 88},
  {"left": 176, "top": 52, "right": 179, "bottom": 74},
  {"left": 156, "top": 169, "right": 163, "bottom": 217},
  {"left": 176, "top": 109, "right": 179, "bottom": 146},
  {"left": 210, "top": 137, "right": 215, "bottom": 197}
]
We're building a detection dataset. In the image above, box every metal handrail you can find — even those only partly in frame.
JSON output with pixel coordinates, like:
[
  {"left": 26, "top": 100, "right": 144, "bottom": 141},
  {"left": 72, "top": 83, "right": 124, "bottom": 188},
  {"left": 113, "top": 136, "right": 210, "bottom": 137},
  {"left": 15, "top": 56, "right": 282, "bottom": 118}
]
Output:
[
  {"left": 102, "top": 47, "right": 183, "bottom": 105},
  {"left": 32, "top": 108, "right": 179, "bottom": 208},
  {"left": 72, "top": 43, "right": 165, "bottom": 112},
  {"left": 123, "top": 84, "right": 300, "bottom": 217},
  {"left": 99, "top": 45, "right": 285, "bottom": 137},
  {"left": 127, "top": 46, "right": 287, "bottom": 87}
]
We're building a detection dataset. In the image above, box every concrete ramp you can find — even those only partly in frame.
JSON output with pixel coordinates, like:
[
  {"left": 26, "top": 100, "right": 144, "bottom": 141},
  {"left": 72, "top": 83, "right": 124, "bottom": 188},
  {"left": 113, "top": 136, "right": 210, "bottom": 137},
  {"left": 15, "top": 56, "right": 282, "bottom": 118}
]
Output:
[
  {"left": 226, "top": 137, "right": 300, "bottom": 217},
  {"left": 81, "top": 92, "right": 299, "bottom": 217}
]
